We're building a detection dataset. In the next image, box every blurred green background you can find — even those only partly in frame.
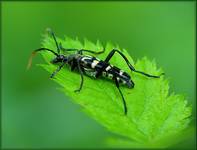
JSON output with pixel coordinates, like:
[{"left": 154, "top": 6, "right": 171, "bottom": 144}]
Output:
[{"left": 2, "top": 2, "right": 195, "bottom": 149}]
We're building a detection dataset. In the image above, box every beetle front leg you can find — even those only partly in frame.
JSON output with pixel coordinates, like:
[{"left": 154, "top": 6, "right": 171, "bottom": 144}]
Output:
[{"left": 50, "top": 62, "right": 65, "bottom": 78}]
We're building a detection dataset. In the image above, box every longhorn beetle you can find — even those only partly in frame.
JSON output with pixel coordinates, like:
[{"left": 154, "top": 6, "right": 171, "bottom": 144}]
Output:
[{"left": 28, "top": 29, "right": 164, "bottom": 115}]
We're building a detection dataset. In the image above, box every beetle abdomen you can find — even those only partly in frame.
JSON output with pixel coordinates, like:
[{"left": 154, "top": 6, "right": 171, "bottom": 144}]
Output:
[
  {"left": 80, "top": 55, "right": 134, "bottom": 88},
  {"left": 102, "top": 65, "right": 134, "bottom": 88}
]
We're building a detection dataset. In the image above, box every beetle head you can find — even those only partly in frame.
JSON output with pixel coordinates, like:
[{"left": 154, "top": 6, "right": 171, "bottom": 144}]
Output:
[{"left": 50, "top": 55, "right": 66, "bottom": 64}]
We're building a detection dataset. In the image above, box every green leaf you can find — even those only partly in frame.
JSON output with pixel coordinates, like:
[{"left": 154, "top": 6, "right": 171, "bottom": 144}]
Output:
[{"left": 35, "top": 35, "right": 192, "bottom": 148}]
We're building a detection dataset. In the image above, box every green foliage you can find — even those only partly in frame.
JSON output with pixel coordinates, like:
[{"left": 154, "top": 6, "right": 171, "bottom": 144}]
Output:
[{"left": 37, "top": 35, "right": 192, "bottom": 148}]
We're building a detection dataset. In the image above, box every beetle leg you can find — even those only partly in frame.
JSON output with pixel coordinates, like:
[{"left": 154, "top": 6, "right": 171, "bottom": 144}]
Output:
[
  {"left": 59, "top": 43, "right": 78, "bottom": 52},
  {"left": 50, "top": 62, "right": 65, "bottom": 78},
  {"left": 78, "top": 48, "right": 105, "bottom": 55},
  {"left": 74, "top": 58, "right": 84, "bottom": 93},
  {"left": 59, "top": 43, "right": 105, "bottom": 55},
  {"left": 114, "top": 77, "right": 127, "bottom": 115},
  {"left": 104, "top": 49, "right": 163, "bottom": 78}
]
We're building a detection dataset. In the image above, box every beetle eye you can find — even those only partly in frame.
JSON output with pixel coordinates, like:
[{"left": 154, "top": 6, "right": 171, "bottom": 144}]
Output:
[{"left": 60, "top": 55, "right": 64, "bottom": 59}]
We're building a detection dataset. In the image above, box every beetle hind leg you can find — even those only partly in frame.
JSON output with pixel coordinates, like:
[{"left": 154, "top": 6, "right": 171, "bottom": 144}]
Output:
[
  {"left": 104, "top": 49, "right": 163, "bottom": 78},
  {"left": 114, "top": 77, "right": 127, "bottom": 115}
]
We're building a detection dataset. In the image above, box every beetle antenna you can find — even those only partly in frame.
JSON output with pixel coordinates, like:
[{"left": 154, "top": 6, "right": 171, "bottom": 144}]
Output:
[
  {"left": 27, "top": 48, "right": 59, "bottom": 70},
  {"left": 46, "top": 28, "right": 60, "bottom": 54}
]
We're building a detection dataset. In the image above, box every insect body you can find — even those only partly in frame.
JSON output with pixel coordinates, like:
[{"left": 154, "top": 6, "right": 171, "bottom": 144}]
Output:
[{"left": 28, "top": 29, "right": 163, "bottom": 115}]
